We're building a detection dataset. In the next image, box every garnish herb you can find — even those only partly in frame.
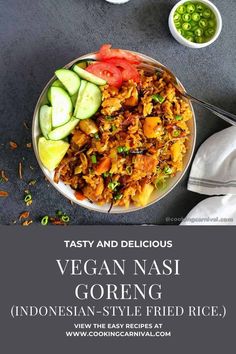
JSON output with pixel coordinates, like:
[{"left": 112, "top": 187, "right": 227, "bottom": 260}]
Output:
[
  {"left": 41, "top": 216, "right": 49, "bottom": 226},
  {"left": 164, "top": 166, "right": 173, "bottom": 175},
  {"left": 61, "top": 215, "right": 70, "bottom": 223},
  {"left": 108, "top": 181, "right": 120, "bottom": 191},
  {"left": 94, "top": 133, "right": 100, "bottom": 140},
  {"left": 152, "top": 94, "right": 165, "bottom": 104},
  {"left": 175, "top": 115, "right": 183, "bottom": 121},
  {"left": 91, "top": 155, "right": 97, "bottom": 164},
  {"left": 114, "top": 193, "right": 123, "bottom": 201}
]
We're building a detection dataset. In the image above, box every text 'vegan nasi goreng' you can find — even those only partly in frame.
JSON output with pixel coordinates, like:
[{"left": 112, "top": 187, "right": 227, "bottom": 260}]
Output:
[{"left": 54, "top": 68, "right": 192, "bottom": 208}]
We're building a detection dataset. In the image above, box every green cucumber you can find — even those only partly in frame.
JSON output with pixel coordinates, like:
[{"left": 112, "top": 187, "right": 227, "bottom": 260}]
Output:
[
  {"left": 51, "top": 87, "right": 73, "bottom": 127},
  {"left": 47, "top": 80, "right": 65, "bottom": 103},
  {"left": 39, "top": 105, "right": 52, "bottom": 139},
  {"left": 55, "top": 68, "right": 81, "bottom": 96},
  {"left": 74, "top": 81, "right": 102, "bottom": 120},
  {"left": 48, "top": 117, "right": 79, "bottom": 140},
  {"left": 52, "top": 79, "right": 65, "bottom": 88},
  {"left": 74, "top": 59, "right": 96, "bottom": 69},
  {"left": 73, "top": 65, "right": 106, "bottom": 86},
  {"left": 71, "top": 93, "right": 78, "bottom": 107},
  {"left": 74, "top": 79, "right": 87, "bottom": 115}
]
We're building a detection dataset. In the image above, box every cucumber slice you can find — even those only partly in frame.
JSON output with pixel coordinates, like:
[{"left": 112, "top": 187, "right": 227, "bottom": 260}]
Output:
[
  {"left": 55, "top": 68, "right": 81, "bottom": 96},
  {"left": 48, "top": 117, "right": 79, "bottom": 140},
  {"left": 71, "top": 93, "right": 77, "bottom": 107},
  {"left": 73, "top": 65, "right": 106, "bottom": 86},
  {"left": 74, "top": 82, "right": 102, "bottom": 120},
  {"left": 47, "top": 80, "right": 65, "bottom": 103},
  {"left": 38, "top": 137, "right": 69, "bottom": 171},
  {"left": 74, "top": 59, "right": 96, "bottom": 69},
  {"left": 39, "top": 105, "right": 52, "bottom": 139},
  {"left": 51, "top": 87, "right": 73, "bottom": 127},
  {"left": 52, "top": 79, "right": 65, "bottom": 88},
  {"left": 74, "top": 80, "right": 87, "bottom": 115}
]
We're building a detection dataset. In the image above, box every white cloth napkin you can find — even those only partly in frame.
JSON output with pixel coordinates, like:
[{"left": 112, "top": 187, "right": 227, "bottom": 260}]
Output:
[
  {"left": 181, "top": 195, "right": 236, "bottom": 225},
  {"left": 188, "top": 126, "right": 236, "bottom": 195},
  {"left": 181, "top": 126, "right": 236, "bottom": 225}
]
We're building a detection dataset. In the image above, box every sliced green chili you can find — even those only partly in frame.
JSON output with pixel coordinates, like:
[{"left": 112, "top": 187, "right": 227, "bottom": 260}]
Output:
[
  {"left": 108, "top": 181, "right": 120, "bottom": 191},
  {"left": 61, "top": 215, "right": 70, "bottom": 223},
  {"left": 164, "top": 166, "right": 173, "bottom": 175},
  {"left": 175, "top": 115, "right": 183, "bottom": 121},
  {"left": 41, "top": 216, "right": 49, "bottom": 226},
  {"left": 91, "top": 155, "right": 97, "bottom": 164},
  {"left": 152, "top": 94, "right": 165, "bottom": 104}
]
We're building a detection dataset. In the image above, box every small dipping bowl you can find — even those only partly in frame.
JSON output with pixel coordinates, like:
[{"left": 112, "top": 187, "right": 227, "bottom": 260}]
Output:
[{"left": 168, "top": 0, "right": 222, "bottom": 48}]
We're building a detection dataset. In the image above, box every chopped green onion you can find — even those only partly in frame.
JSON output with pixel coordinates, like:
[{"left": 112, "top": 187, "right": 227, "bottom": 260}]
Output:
[
  {"left": 24, "top": 194, "right": 32, "bottom": 203},
  {"left": 103, "top": 172, "right": 110, "bottom": 178},
  {"left": 117, "top": 146, "right": 124, "bottom": 153},
  {"left": 94, "top": 133, "right": 100, "bottom": 140},
  {"left": 108, "top": 181, "right": 120, "bottom": 191},
  {"left": 152, "top": 94, "right": 165, "bottom": 104},
  {"left": 154, "top": 177, "right": 168, "bottom": 190},
  {"left": 164, "top": 166, "right": 172, "bottom": 175},
  {"left": 61, "top": 215, "right": 70, "bottom": 223},
  {"left": 123, "top": 146, "right": 129, "bottom": 153},
  {"left": 91, "top": 155, "right": 97, "bottom": 164},
  {"left": 126, "top": 166, "right": 132, "bottom": 175},
  {"left": 41, "top": 216, "right": 49, "bottom": 226},
  {"left": 111, "top": 125, "right": 117, "bottom": 132},
  {"left": 172, "top": 130, "right": 180, "bottom": 137},
  {"left": 175, "top": 115, "right": 183, "bottom": 121},
  {"left": 106, "top": 115, "right": 114, "bottom": 120},
  {"left": 114, "top": 193, "right": 123, "bottom": 201}
]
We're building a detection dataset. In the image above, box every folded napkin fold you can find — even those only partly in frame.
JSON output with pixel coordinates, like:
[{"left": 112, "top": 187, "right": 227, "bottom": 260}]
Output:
[
  {"left": 181, "top": 126, "right": 236, "bottom": 225},
  {"left": 188, "top": 126, "right": 236, "bottom": 195},
  {"left": 181, "top": 195, "right": 236, "bottom": 225}
]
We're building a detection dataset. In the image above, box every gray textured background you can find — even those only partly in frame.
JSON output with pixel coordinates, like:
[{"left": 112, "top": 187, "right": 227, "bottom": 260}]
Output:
[{"left": 0, "top": 0, "right": 235, "bottom": 225}]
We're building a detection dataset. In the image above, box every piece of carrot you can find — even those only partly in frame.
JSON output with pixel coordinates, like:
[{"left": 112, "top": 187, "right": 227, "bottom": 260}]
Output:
[
  {"left": 75, "top": 191, "right": 86, "bottom": 201},
  {"left": 95, "top": 157, "right": 111, "bottom": 174}
]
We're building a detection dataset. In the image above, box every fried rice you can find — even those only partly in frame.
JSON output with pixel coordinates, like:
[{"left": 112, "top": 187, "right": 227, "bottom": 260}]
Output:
[{"left": 54, "top": 69, "right": 192, "bottom": 208}]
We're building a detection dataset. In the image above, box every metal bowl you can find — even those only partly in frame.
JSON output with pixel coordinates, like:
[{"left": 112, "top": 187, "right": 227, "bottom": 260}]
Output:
[{"left": 32, "top": 51, "right": 196, "bottom": 213}]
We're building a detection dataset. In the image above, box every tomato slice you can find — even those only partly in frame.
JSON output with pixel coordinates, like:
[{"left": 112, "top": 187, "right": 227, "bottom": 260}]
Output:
[
  {"left": 97, "top": 44, "right": 140, "bottom": 64},
  {"left": 104, "top": 58, "right": 140, "bottom": 83},
  {"left": 86, "top": 62, "right": 123, "bottom": 87}
]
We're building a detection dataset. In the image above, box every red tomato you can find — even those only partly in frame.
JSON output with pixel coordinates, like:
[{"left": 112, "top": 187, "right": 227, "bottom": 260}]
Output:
[
  {"left": 86, "top": 62, "right": 122, "bottom": 87},
  {"left": 104, "top": 58, "right": 140, "bottom": 83},
  {"left": 97, "top": 44, "right": 140, "bottom": 64}
]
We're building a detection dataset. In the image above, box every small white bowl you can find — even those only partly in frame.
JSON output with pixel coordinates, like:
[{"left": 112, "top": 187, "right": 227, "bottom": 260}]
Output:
[{"left": 168, "top": 0, "right": 222, "bottom": 48}]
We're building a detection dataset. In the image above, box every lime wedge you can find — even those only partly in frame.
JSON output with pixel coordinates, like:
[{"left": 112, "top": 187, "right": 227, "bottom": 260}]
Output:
[{"left": 38, "top": 137, "right": 69, "bottom": 171}]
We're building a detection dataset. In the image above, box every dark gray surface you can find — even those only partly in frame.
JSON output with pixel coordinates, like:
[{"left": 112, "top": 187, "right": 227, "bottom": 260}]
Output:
[{"left": 0, "top": 0, "right": 235, "bottom": 225}]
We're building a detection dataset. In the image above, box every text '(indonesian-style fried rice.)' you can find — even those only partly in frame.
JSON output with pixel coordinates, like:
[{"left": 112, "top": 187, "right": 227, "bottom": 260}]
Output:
[{"left": 54, "top": 70, "right": 192, "bottom": 208}]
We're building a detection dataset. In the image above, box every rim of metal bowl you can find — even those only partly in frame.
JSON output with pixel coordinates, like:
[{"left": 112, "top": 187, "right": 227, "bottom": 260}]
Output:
[{"left": 32, "top": 51, "right": 196, "bottom": 214}]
